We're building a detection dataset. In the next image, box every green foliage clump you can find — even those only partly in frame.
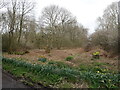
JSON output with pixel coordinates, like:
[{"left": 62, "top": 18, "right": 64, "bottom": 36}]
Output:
[
  {"left": 38, "top": 55, "right": 47, "bottom": 62},
  {"left": 92, "top": 51, "right": 100, "bottom": 59},
  {"left": 2, "top": 57, "right": 120, "bottom": 88},
  {"left": 15, "top": 52, "right": 25, "bottom": 55},
  {"left": 93, "top": 52, "right": 100, "bottom": 55},
  {"left": 38, "top": 58, "right": 47, "bottom": 62},
  {"left": 65, "top": 56, "right": 74, "bottom": 61},
  {"left": 47, "top": 61, "right": 70, "bottom": 68}
]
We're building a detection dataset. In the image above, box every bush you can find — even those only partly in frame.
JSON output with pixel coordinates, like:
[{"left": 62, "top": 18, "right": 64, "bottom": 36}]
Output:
[
  {"left": 65, "top": 56, "right": 74, "bottom": 61},
  {"left": 15, "top": 52, "right": 25, "bottom": 55},
  {"left": 38, "top": 56, "right": 47, "bottom": 62},
  {"left": 92, "top": 52, "right": 100, "bottom": 59},
  {"left": 38, "top": 58, "right": 47, "bottom": 62},
  {"left": 24, "top": 51, "right": 29, "bottom": 54}
]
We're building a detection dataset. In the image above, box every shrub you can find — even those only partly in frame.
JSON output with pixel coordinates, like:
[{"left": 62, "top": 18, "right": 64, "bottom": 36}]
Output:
[
  {"left": 38, "top": 55, "right": 47, "bottom": 62},
  {"left": 65, "top": 56, "right": 74, "bottom": 61},
  {"left": 24, "top": 51, "right": 29, "bottom": 53},
  {"left": 15, "top": 52, "right": 25, "bottom": 55},
  {"left": 92, "top": 52, "right": 100, "bottom": 59},
  {"left": 38, "top": 58, "right": 47, "bottom": 62}
]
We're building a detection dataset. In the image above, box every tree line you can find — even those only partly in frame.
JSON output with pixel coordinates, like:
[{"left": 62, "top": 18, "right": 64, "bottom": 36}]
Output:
[
  {"left": 0, "top": 0, "right": 119, "bottom": 55},
  {"left": 89, "top": 2, "right": 118, "bottom": 55}
]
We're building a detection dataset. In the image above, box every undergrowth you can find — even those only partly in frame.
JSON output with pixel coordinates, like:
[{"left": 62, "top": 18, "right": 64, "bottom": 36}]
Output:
[{"left": 2, "top": 57, "right": 120, "bottom": 88}]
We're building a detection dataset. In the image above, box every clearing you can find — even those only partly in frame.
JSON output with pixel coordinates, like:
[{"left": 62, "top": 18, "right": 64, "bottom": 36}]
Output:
[{"left": 3, "top": 48, "right": 118, "bottom": 72}]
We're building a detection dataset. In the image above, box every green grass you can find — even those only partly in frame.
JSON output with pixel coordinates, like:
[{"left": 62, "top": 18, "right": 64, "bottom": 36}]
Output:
[
  {"left": 3, "top": 62, "right": 62, "bottom": 87},
  {"left": 92, "top": 62, "right": 110, "bottom": 66},
  {"left": 2, "top": 57, "right": 120, "bottom": 88},
  {"left": 78, "top": 64, "right": 113, "bottom": 74},
  {"left": 65, "top": 56, "right": 74, "bottom": 61},
  {"left": 0, "top": 56, "right": 2, "bottom": 65},
  {"left": 47, "top": 61, "right": 70, "bottom": 68}
]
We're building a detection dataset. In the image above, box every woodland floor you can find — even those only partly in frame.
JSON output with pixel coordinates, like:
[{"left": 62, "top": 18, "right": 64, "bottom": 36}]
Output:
[{"left": 3, "top": 48, "right": 119, "bottom": 72}]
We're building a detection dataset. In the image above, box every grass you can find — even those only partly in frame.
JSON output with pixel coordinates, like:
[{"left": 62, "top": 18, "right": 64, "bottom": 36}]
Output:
[
  {"left": 2, "top": 57, "right": 120, "bottom": 88},
  {"left": 47, "top": 60, "right": 71, "bottom": 68},
  {"left": 0, "top": 56, "right": 2, "bottom": 65},
  {"left": 92, "top": 62, "right": 109, "bottom": 66},
  {"left": 65, "top": 56, "right": 74, "bottom": 61},
  {"left": 78, "top": 63, "right": 115, "bottom": 74},
  {"left": 3, "top": 62, "right": 62, "bottom": 87},
  {"left": 0, "top": 61, "right": 2, "bottom": 65}
]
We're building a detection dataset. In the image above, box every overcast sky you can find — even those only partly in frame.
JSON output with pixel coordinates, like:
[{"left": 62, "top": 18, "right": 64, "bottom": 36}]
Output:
[
  {"left": 0, "top": 0, "right": 118, "bottom": 34},
  {"left": 34, "top": 0, "right": 118, "bottom": 34}
]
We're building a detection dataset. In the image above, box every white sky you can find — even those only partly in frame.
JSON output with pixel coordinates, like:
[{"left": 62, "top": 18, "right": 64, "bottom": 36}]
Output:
[
  {"left": 34, "top": 0, "right": 118, "bottom": 34},
  {"left": 0, "top": 0, "right": 118, "bottom": 34}
]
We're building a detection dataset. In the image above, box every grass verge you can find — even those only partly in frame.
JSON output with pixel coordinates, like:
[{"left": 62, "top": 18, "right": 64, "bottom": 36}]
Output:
[{"left": 2, "top": 57, "right": 120, "bottom": 88}]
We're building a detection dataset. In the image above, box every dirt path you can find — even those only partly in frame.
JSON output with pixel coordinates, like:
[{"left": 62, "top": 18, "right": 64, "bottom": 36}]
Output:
[{"left": 2, "top": 71, "right": 30, "bottom": 88}]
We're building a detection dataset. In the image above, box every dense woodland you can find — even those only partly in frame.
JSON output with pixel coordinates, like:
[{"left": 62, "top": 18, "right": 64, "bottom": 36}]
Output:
[{"left": 0, "top": 0, "right": 119, "bottom": 55}]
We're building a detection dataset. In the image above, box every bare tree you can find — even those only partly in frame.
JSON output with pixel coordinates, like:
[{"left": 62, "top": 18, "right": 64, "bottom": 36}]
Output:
[
  {"left": 1, "top": 0, "right": 35, "bottom": 52},
  {"left": 91, "top": 2, "right": 118, "bottom": 54},
  {"left": 6, "top": 0, "right": 18, "bottom": 52},
  {"left": 39, "top": 5, "right": 78, "bottom": 50},
  {"left": 17, "top": 0, "right": 35, "bottom": 44},
  {"left": 2, "top": 4, "right": 88, "bottom": 52},
  {"left": 0, "top": 0, "right": 8, "bottom": 9}
]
